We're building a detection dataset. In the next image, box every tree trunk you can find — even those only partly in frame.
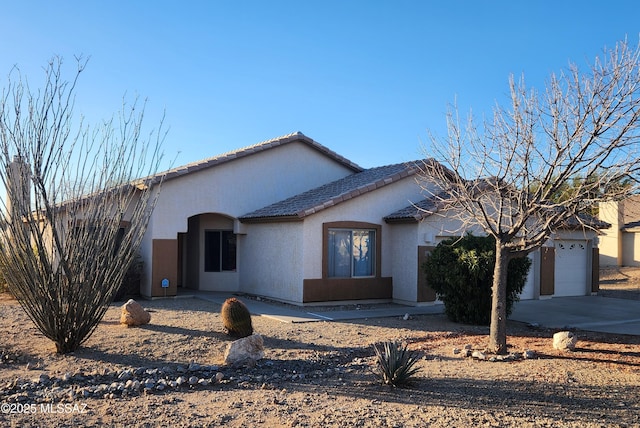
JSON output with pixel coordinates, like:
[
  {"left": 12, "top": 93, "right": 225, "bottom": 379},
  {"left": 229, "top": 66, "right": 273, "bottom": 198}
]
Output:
[{"left": 489, "top": 243, "right": 510, "bottom": 354}]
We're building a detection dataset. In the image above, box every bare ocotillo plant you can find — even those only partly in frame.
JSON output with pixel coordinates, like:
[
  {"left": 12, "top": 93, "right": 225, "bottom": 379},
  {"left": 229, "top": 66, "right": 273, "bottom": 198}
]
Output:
[
  {"left": 0, "top": 57, "right": 164, "bottom": 353},
  {"left": 419, "top": 39, "right": 640, "bottom": 354}
]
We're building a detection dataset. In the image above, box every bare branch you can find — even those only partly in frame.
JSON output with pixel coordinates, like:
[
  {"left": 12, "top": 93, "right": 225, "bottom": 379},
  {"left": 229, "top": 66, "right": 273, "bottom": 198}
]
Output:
[
  {"left": 0, "top": 57, "right": 164, "bottom": 353},
  {"left": 418, "top": 39, "right": 640, "bottom": 354}
]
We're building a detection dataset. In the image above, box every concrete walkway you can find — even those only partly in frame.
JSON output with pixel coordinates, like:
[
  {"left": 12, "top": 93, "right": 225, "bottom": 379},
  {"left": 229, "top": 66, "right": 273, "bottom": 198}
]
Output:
[
  {"left": 182, "top": 290, "right": 444, "bottom": 323},
  {"left": 180, "top": 290, "right": 640, "bottom": 336},
  {"left": 509, "top": 296, "right": 640, "bottom": 336}
]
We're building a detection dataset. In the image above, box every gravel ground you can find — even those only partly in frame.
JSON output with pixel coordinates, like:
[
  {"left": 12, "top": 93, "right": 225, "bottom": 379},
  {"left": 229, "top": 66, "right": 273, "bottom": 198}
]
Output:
[{"left": 0, "top": 269, "right": 639, "bottom": 427}]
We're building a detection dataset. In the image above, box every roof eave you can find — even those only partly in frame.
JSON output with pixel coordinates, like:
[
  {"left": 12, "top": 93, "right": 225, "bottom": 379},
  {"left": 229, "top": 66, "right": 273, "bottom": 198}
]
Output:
[
  {"left": 384, "top": 217, "right": 420, "bottom": 224},
  {"left": 238, "top": 215, "right": 304, "bottom": 224}
]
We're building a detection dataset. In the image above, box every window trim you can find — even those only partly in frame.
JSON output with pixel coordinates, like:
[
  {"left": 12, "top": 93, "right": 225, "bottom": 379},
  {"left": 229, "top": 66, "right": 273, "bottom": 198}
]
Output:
[{"left": 322, "top": 221, "right": 381, "bottom": 279}]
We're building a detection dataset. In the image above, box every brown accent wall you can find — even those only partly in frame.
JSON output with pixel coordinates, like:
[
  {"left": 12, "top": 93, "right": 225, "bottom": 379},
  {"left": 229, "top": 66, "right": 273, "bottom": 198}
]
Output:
[
  {"left": 151, "top": 239, "right": 178, "bottom": 297},
  {"left": 303, "top": 277, "right": 392, "bottom": 302},
  {"left": 417, "top": 246, "right": 437, "bottom": 302},
  {"left": 540, "top": 246, "right": 555, "bottom": 296},
  {"left": 591, "top": 247, "right": 600, "bottom": 293}
]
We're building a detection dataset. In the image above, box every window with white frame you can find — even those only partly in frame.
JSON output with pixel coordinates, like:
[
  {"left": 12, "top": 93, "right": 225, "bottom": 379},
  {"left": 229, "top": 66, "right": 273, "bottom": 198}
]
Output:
[
  {"left": 204, "top": 230, "right": 236, "bottom": 272},
  {"left": 327, "top": 228, "right": 376, "bottom": 278}
]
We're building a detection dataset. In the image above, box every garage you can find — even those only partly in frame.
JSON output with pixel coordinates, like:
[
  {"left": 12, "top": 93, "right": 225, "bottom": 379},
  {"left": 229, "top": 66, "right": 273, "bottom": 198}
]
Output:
[{"left": 554, "top": 240, "right": 589, "bottom": 296}]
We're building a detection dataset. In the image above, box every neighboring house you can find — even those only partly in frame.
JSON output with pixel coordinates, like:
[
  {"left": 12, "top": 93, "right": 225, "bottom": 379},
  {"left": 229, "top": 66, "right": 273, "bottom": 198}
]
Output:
[
  {"left": 599, "top": 195, "right": 640, "bottom": 267},
  {"left": 128, "top": 131, "right": 605, "bottom": 304}
]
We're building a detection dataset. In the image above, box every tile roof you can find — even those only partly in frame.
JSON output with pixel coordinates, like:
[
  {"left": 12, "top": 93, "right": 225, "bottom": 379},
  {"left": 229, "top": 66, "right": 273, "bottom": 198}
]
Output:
[
  {"left": 560, "top": 212, "right": 610, "bottom": 230},
  {"left": 147, "top": 132, "right": 363, "bottom": 184},
  {"left": 239, "top": 161, "right": 422, "bottom": 222},
  {"left": 385, "top": 194, "right": 611, "bottom": 230},
  {"left": 384, "top": 192, "right": 448, "bottom": 223}
]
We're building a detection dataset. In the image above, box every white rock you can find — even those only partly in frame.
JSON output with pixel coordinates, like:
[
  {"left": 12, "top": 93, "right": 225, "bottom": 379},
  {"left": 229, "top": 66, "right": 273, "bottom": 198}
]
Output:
[
  {"left": 471, "top": 350, "right": 486, "bottom": 360},
  {"left": 553, "top": 331, "right": 577, "bottom": 351},
  {"left": 224, "top": 334, "right": 265, "bottom": 367}
]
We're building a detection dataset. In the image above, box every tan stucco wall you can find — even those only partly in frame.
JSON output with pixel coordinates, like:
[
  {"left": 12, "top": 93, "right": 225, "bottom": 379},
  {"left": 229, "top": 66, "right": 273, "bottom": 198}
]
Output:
[
  {"left": 240, "top": 222, "right": 305, "bottom": 303},
  {"left": 150, "top": 142, "right": 356, "bottom": 239},
  {"left": 237, "top": 175, "right": 427, "bottom": 304},
  {"left": 598, "top": 201, "right": 621, "bottom": 266},
  {"left": 621, "top": 232, "right": 640, "bottom": 267},
  {"left": 139, "top": 141, "right": 357, "bottom": 296},
  {"left": 388, "top": 223, "right": 421, "bottom": 302}
]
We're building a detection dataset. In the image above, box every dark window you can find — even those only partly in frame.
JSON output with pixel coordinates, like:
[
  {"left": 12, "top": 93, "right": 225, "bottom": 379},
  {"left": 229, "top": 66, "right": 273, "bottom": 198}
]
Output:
[{"left": 205, "top": 230, "right": 236, "bottom": 272}]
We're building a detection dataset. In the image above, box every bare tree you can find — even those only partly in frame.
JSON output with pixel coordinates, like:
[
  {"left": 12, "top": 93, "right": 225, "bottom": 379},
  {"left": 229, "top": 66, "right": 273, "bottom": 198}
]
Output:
[
  {"left": 0, "top": 57, "right": 164, "bottom": 353},
  {"left": 419, "top": 39, "right": 640, "bottom": 354}
]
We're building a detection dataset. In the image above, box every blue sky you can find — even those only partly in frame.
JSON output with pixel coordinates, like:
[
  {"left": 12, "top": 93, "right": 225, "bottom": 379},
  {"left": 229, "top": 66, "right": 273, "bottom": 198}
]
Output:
[{"left": 1, "top": 1, "right": 639, "bottom": 169}]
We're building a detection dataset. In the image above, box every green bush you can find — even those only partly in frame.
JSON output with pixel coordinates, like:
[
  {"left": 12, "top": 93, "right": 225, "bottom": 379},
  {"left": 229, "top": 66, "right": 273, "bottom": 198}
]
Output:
[
  {"left": 113, "top": 254, "right": 143, "bottom": 302},
  {"left": 423, "top": 234, "right": 531, "bottom": 325}
]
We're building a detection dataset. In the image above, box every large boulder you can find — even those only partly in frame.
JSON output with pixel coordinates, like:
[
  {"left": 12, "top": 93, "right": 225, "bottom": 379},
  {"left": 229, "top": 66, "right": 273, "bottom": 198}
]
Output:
[
  {"left": 223, "top": 334, "right": 264, "bottom": 367},
  {"left": 120, "top": 299, "right": 151, "bottom": 327},
  {"left": 553, "top": 331, "right": 577, "bottom": 351}
]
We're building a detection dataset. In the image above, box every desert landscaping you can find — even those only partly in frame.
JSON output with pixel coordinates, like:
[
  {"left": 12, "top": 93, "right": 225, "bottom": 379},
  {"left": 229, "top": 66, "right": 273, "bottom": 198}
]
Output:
[{"left": 0, "top": 268, "right": 639, "bottom": 428}]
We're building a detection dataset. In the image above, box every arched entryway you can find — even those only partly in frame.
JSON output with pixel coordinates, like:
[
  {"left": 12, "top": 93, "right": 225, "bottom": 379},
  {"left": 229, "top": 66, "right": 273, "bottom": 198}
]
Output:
[{"left": 180, "top": 213, "right": 239, "bottom": 292}]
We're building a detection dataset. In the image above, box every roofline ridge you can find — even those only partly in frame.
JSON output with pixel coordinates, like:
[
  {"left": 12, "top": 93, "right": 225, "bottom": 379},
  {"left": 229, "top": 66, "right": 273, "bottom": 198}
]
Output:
[
  {"left": 292, "top": 162, "right": 420, "bottom": 219},
  {"left": 153, "top": 132, "right": 363, "bottom": 184},
  {"left": 240, "top": 157, "right": 435, "bottom": 223}
]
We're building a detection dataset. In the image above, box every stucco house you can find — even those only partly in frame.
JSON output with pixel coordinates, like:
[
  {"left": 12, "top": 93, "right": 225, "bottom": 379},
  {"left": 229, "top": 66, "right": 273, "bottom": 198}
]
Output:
[
  {"left": 599, "top": 195, "right": 640, "bottom": 267},
  {"left": 134, "top": 132, "right": 604, "bottom": 304}
]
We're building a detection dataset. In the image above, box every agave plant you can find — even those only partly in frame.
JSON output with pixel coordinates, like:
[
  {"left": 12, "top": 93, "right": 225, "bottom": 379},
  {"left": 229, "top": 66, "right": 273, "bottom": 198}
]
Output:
[{"left": 372, "top": 341, "right": 422, "bottom": 387}]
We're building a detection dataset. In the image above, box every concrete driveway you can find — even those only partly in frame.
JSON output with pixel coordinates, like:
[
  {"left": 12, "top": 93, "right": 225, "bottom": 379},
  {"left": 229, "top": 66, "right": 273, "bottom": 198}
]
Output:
[{"left": 509, "top": 296, "right": 640, "bottom": 336}]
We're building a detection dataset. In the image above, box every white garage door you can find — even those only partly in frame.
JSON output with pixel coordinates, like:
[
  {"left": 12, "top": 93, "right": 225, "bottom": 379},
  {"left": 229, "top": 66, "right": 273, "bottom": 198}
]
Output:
[{"left": 554, "top": 240, "right": 588, "bottom": 296}]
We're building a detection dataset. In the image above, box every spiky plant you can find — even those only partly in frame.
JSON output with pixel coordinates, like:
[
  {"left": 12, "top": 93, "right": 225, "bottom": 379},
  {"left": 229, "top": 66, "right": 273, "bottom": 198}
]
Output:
[
  {"left": 220, "top": 297, "right": 253, "bottom": 338},
  {"left": 371, "top": 341, "right": 422, "bottom": 387}
]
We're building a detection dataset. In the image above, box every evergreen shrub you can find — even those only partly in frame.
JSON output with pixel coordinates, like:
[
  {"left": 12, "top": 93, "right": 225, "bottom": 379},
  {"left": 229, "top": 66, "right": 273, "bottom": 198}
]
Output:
[{"left": 423, "top": 234, "right": 531, "bottom": 325}]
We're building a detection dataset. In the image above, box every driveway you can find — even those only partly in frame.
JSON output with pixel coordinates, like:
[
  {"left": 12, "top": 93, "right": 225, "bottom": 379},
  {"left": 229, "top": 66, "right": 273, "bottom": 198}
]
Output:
[{"left": 509, "top": 295, "right": 640, "bottom": 336}]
